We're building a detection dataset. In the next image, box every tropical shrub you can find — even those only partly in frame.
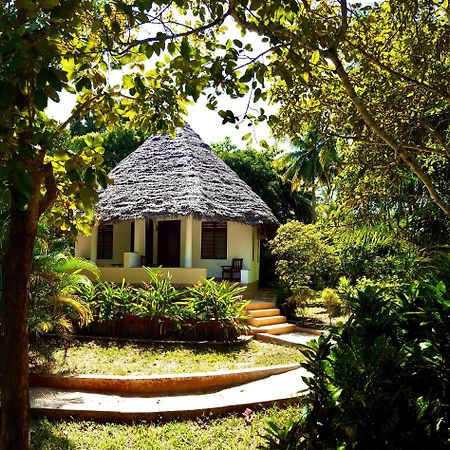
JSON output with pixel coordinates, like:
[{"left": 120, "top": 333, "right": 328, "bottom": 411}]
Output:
[
  {"left": 29, "top": 252, "right": 98, "bottom": 365},
  {"left": 261, "top": 281, "right": 450, "bottom": 449},
  {"left": 319, "top": 288, "right": 341, "bottom": 325},
  {"left": 76, "top": 280, "right": 136, "bottom": 322},
  {"left": 335, "top": 225, "right": 419, "bottom": 283},
  {"left": 181, "top": 278, "right": 249, "bottom": 339},
  {"left": 337, "top": 275, "right": 403, "bottom": 314},
  {"left": 281, "top": 286, "right": 316, "bottom": 318},
  {"left": 77, "top": 274, "right": 249, "bottom": 341},
  {"left": 29, "top": 223, "right": 98, "bottom": 340},
  {"left": 271, "top": 221, "right": 340, "bottom": 291}
]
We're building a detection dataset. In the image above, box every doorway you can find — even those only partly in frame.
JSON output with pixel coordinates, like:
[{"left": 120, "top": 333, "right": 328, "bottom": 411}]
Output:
[
  {"left": 145, "top": 219, "right": 154, "bottom": 266},
  {"left": 157, "top": 220, "right": 181, "bottom": 267}
]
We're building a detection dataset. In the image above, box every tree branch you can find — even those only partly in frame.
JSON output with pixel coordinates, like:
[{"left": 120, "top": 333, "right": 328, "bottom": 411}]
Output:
[
  {"left": 326, "top": 48, "right": 450, "bottom": 216},
  {"left": 328, "top": 133, "right": 448, "bottom": 156},
  {"left": 352, "top": 44, "right": 450, "bottom": 104},
  {"left": 336, "top": 0, "right": 348, "bottom": 44},
  {"left": 120, "top": 10, "right": 230, "bottom": 54},
  {"left": 38, "top": 163, "right": 58, "bottom": 217}
]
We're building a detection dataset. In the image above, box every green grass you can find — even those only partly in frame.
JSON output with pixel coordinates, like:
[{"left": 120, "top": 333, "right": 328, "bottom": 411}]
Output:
[
  {"left": 297, "top": 299, "right": 348, "bottom": 329},
  {"left": 30, "top": 405, "right": 303, "bottom": 450},
  {"left": 34, "top": 339, "right": 305, "bottom": 376}
]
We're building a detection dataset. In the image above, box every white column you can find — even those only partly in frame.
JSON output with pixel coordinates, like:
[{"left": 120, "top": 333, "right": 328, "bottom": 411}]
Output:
[
  {"left": 134, "top": 219, "right": 146, "bottom": 258},
  {"left": 184, "top": 216, "right": 193, "bottom": 268},
  {"left": 90, "top": 226, "right": 98, "bottom": 263}
]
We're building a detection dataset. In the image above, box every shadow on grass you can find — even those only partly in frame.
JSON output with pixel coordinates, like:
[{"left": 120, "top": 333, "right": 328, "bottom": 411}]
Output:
[
  {"left": 30, "top": 335, "right": 252, "bottom": 376},
  {"left": 31, "top": 419, "right": 73, "bottom": 450}
]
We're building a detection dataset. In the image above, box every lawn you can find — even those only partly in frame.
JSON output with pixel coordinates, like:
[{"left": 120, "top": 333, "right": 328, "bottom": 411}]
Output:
[
  {"left": 298, "top": 298, "right": 348, "bottom": 329},
  {"left": 33, "top": 339, "right": 306, "bottom": 376},
  {"left": 30, "top": 405, "right": 303, "bottom": 450}
]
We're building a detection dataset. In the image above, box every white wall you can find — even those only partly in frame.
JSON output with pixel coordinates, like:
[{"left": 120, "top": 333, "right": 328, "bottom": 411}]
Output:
[
  {"left": 75, "top": 216, "right": 261, "bottom": 284},
  {"left": 76, "top": 221, "right": 133, "bottom": 266},
  {"left": 191, "top": 219, "right": 259, "bottom": 281}
]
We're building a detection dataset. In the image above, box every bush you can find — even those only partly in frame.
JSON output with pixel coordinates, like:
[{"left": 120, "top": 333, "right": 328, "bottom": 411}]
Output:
[
  {"left": 335, "top": 225, "right": 419, "bottom": 283},
  {"left": 271, "top": 221, "right": 340, "bottom": 291},
  {"left": 319, "top": 288, "right": 341, "bottom": 325},
  {"left": 77, "top": 274, "right": 249, "bottom": 341},
  {"left": 337, "top": 275, "right": 404, "bottom": 314},
  {"left": 261, "top": 281, "right": 450, "bottom": 449}
]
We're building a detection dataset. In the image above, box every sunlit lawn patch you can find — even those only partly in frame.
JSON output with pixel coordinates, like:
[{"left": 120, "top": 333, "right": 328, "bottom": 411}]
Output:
[
  {"left": 34, "top": 339, "right": 305, "bottom": 376},
  {"left": 30, "top": 404, "right": 303, "bottom": 450}
]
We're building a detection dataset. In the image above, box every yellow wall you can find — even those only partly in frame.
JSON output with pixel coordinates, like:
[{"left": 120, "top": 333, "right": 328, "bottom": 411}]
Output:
[
  {"left": 191, "top": 219, "right": 259, "bottom": 280},
  {"left": 75, "top": 216, "right": 261, "bottom": 284},
  {"left": 75, "top": 235, "right": 91, "bottom": 259},
  {"left": 96, "top": 220, "right": 132, "bottom": 267},
  {"left": 98, "top": 267, "right": 207, "bottom": 285}
]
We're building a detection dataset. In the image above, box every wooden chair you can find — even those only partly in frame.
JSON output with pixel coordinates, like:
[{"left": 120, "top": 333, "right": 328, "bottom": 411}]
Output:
[{"left": 221, "top": 258, "right": 243, "bottom": 281}]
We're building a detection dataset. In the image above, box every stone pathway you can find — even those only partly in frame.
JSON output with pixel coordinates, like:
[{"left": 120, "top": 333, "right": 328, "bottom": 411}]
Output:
[
  {"left": 30, "top": 367, "right": 311, "bottom": 422},
  {"left": 256, "top": 331, "right": 319, "bottom": 347}
]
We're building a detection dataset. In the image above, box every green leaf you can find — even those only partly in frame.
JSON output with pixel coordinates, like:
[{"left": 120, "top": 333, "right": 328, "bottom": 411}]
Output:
[
  {"left": 310, "top": 50, "right": 320, "bottom": 65},
  {"left": 33, "top": 90, "right": 48, "bottom": 111},
  {"left": 11, "top": 164, "right": 33, "bottom": 202},
  {"left": 180, "top": 38, "right": 190, "bottom": 59},
  {"left": 0, "top": 81, "right": 14, "bottom": 109}
]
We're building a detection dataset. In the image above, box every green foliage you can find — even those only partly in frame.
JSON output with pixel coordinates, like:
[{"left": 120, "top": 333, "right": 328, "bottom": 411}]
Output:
[
  {"left": 260, "top": 419, "right": 303, "bottom": 450},
  {"left": 212, "top": 139, "right": 313, "bottom": 223},
  {"left": 181, "top": 278, "right": 249, "bottom": 338},
  {"left": 76, "top": 280, "right": 135, "bottom": 323},
  {"left": 275, "top": 127, "right": 340, "bottom": 215},
  {"left": 263, "top": 281, "right": 450, "bottom": 449},
  {"left": 337, "top": 276, "right": 405, "bottom": 315},
  {"left": 271, "top": 221, "right": 340, "bottom": 291},
  {"left": 68, "top": 126, "right": 145, "bottom": 173},
  {"left": 77, "top": 274, "right": 249, "bottom": 341},
  {"left": 334, "top": 225, "right": 419, "bottom": 283},
  {"left": 319, "top": 288, "right": 341, "bottom": 325},
  {"left": 282, "top": 286, "right": 316, "bottom": 319},
  {"left": 29, "top": 251, "right": 97, "bottom": 340}
]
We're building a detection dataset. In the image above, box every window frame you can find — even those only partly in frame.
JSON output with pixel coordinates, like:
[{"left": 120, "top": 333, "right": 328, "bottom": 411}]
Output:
[
  {"left": 201, "top": 221, "right": 227, "bottom": 259},
  {"left": 97, "top": 224, "right": 114, "bottom": 260}
]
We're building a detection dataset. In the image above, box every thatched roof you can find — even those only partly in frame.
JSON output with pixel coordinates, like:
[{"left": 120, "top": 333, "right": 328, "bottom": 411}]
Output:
[{"left": 96, "top": 124, "right": 278, "bottom": 225}]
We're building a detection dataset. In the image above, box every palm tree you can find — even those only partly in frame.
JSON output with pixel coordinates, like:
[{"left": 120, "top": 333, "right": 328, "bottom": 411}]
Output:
[{"left": 276, "top": 128, "right": 340, "bottom": 221}]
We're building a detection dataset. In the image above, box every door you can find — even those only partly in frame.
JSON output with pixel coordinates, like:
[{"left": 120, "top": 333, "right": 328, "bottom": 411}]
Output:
[
  {"left": 157, "top": 220, "right": 181, "bottom": 267},
  {"left": 145, "top": 219, "right": 153, "bottom": 265}
]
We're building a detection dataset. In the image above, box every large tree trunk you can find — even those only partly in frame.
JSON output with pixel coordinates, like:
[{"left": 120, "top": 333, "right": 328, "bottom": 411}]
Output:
[{"left": 0, "top": 206, "right": 38, "bottom": 450}]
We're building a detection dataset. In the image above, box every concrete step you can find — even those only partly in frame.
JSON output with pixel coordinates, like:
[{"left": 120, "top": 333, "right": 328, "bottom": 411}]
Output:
[
  {"left": 249, "top": 323, "right": 297, "bottom": 335},
  {"left": 248, "top": 315, "right": 286, "bottom": 327},
  {"left": 247, "top": 308, "right": 280, "bottom": 318},
  {"left": 246, "top": 301, "right": 274, "bottom": 310}
]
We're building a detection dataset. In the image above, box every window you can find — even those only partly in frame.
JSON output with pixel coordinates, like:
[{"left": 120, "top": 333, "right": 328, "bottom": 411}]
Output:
[
  {"left": 97, "top": 224, "right": 113, "bottom": 259},
  {"left": 201, "top": 221, "right": 227, "bottom": 259}
]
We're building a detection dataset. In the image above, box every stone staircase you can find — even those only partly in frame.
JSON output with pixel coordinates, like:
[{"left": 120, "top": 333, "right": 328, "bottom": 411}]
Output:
[{"left": 246, "top": 301, "right": 297, "bottom": 335}]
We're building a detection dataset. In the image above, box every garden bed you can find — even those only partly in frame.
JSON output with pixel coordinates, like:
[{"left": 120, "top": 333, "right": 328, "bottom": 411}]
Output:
[{"left": 80, "top": 315, "right": 245, "bottom": 342}]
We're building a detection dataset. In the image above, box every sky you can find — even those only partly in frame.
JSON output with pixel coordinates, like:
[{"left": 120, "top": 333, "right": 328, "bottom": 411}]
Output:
[{"left": 47, "top": 87, "right": 274, "bottom": 148}]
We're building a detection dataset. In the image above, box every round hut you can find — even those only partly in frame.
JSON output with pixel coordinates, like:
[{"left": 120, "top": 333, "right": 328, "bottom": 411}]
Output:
[{"left": 75, "top": 124, "right": 278, "bottom": 290}]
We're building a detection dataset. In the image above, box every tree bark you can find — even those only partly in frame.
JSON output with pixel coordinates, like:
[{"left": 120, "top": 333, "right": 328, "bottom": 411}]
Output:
[{"left": 0, "top": 206, "right": 38, "bottom": 450}]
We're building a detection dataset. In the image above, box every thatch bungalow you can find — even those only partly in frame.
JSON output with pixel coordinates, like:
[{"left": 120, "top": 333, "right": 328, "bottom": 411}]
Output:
[{"left": 75, "top": 124, "right": 278, "bottom": 292}]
